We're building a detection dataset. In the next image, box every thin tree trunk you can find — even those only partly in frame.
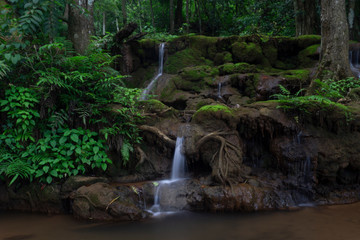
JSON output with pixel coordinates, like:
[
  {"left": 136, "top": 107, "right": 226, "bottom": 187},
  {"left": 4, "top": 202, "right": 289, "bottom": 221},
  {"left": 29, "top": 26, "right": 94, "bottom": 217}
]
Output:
[
  {"left": 116, "top": 17, "right": 119, "bottom": 32},
  {"left": 170, "top": 0, "right": 174, "bottom": 33},
  {"left": 150, "top": 0, "right": 155, "bottom": 27},
  {"left": 138, "top": 0, "right": 142, "bottom": 32},
  {"left": 186, "top": 0, "right": 189, "bottom": 33},
  {"left": 122, "top": 0, "right": 127, "bottom": 25},
  {"left": 102, "top": 12, "right": 106, "bottom": 35},
  {"left": 195, "top": 0, "right": 201, "bottom": 34},
  {"left": 314, "top": 0, "right": 352, "bottom": 80},
  {"left": 293, "top": 0, "right": 318, "bottom": 36},
  {"left": 175, "top": 0, "right": 183, "bottom": 29},
  {"left": 348, "top": 0, "right": 356, "bottom": 40}
]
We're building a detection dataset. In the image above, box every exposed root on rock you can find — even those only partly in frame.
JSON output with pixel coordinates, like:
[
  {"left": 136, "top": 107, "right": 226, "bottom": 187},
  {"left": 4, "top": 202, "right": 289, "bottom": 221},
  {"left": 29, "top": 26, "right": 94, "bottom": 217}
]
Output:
[
  {"left": 139, "top": 125, "right": 176, "bottom": 148},
  {"left": 196, "top": 131, "right": 246, "bottom": 185}
]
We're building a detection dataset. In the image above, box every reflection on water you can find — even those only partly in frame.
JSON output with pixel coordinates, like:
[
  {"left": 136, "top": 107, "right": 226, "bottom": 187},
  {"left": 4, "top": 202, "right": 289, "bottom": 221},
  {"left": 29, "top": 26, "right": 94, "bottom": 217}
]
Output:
[{"left": 2, "top": 203, "right": 360, "bottom": 240}]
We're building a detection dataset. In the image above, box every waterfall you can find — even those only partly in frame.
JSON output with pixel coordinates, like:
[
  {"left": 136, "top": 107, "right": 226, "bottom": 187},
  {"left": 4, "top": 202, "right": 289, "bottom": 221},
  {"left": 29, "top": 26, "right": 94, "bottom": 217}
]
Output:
[
  {"left": 217, "top": 82, "right": 223, "bottom": 99},
  {"left": 149, "top": 136, "right": 187, "bottom": 215},
  {"left": 140, "top": 43, "right": 165, "bottom": 100},
  {"left": 349, "top": 49, "right": 360, "bottom": 78}
]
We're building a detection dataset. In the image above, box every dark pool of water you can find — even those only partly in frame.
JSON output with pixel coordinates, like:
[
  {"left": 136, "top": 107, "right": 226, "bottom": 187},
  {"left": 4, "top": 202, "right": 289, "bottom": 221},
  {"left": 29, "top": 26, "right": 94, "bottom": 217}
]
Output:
[{"left": 1, "top": 203, "right": 360, "bottom": 240}]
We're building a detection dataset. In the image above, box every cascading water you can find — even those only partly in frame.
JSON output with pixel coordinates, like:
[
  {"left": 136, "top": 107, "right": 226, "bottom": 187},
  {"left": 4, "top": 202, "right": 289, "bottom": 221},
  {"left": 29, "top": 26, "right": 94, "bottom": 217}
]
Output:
[
  {"left": 217, "top": 82, "right": 223, "bottom": 99},
  {"left": 349, "top": 49, "right": 360, "bottom": 78},
  {"left": 149, "top": 136, "right": 187, "bottom": 215},
  {"left": 140, "top": 43, "right": 165, "bottom": 100}
]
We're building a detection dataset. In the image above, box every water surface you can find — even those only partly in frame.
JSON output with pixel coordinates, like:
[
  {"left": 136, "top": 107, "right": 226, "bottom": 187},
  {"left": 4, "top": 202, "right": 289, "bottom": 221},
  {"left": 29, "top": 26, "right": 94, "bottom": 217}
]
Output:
[{"left": 1, "top": 203, "right": 360, "bottom": 240}]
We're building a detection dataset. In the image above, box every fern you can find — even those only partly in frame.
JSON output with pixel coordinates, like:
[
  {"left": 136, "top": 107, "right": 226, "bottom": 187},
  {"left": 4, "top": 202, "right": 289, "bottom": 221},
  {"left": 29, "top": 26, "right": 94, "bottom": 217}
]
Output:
[
  {"left": 0, "top": 60, "right": 10, "bottom": 79},
  {"left": 0, "top": 151, "right": 33, "bottom": 185},
  {"left": 121, "top": 141, "right": 133, "bottom": 166}
]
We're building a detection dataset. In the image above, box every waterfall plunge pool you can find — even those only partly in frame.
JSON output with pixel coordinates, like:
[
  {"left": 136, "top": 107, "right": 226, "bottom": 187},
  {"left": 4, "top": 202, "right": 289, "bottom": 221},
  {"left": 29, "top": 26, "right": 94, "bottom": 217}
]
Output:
[{"left": 2, "top": 203, "right": 360, "bottom": 240}]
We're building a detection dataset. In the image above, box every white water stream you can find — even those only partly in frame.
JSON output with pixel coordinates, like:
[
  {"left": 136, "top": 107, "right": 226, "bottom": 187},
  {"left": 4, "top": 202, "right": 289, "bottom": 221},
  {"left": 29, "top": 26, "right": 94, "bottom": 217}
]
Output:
[{"left": 140, "top": 43, "right": 165, "bottom": 100}]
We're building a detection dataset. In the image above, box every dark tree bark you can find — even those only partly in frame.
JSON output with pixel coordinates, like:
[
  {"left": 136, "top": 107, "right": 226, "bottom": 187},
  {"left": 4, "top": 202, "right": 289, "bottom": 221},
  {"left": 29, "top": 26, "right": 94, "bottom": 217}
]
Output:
[
  {"left": 68, "top": 0, "right": 95, "bottom": 54},
  {"left": 170, "top": 0, "right": 174, "bottom": 33},
  {"left": 315, "top": 0, "right": 352, "bottom": 81},
  {"left": 185, "top": 0, "right": 189, "bottom": 33},
  {"left": 122, "top": 0, "right": 127, "bottom": 25},
  {"left": 348, "top": 0, "right": 360, "bottom": 41},
  {"left": 175, "top": 0, "right": 183, "bottom": 29},
  {"left": 195, "top": 0, "right": 201, "bottom": 34},
  {"left": 150, "top": 0, "right": 155, "bottom": 27},
  {"left": 293, "top": 0, "right": 318, "bottom": 36}
]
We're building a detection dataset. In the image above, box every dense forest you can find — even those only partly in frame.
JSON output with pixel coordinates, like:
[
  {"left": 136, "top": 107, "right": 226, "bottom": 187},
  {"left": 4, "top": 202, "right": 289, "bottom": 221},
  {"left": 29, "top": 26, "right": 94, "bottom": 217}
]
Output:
[{"left": 0, "top": 0, "right": 359, "bottom": 191}]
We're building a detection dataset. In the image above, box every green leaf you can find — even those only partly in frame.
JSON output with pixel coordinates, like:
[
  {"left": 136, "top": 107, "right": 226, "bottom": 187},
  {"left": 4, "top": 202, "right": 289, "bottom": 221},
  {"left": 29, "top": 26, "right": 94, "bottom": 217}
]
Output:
[
  {"left": 50, "top": 170, "right": 58, "bottom": 177},
  {"left": 43, "top": 166, "right": 49, "bottom": 173},
  {"left": 75, "top": 147, "right": 81, "bottom": 154},
  {"left": 70, "top": 134, "right": 79, "bottom": 143},
  {"left": 101, "top": 163, "right": 107, "bottom": 171},
  {"left": 46, "top": 176, "right": 52, "bottom": 184},
  {"left": 50, "top": 140, "right": 56, "bottom": 148},
  {"left": 93, "top": 146, "right": 99, "bottom": 154},
  {"left": 59, "top": 136, "right": 67, "bottom": 145}
]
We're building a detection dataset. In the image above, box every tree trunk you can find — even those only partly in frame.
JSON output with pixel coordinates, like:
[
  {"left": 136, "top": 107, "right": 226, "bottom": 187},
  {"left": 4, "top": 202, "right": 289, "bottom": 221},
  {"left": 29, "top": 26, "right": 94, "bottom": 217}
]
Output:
[
  {"left": 186, "top": 0, "right": 189, "bottom": 33},
  {"left": 348, "top": 0, "right": 360, "bottom": 41},
  {"left": 150, "top": 0, "right": 155, "bottom": 27},
  {"left": 315, "top": 0, "right": 352, "bottom": 81},
  {"left": 138, "top": 0, "right": 142, "bottom": 32},
  {"left": 102, "top": 12, "right": 106, "bottom": 35},
  {"left": 116, "top": 18, "right": 119, "bottom": 32},
  {"left": 175, "top": 0, "right": 183, "bottom": 29},
  {"left": 68, "top": 0, "right": 95, "bottom": 54},
  {"left": 122, "top": 0, "right": 127, "bottom": 25},
  {"left": 195, "top": 0, "right": 201, "bottom": 34},
  {"left": 293, "top": 0, "right": 318, "bottom": 36},
  {"left": 170, "top": 0, "right": 174, "bottom": 33}
]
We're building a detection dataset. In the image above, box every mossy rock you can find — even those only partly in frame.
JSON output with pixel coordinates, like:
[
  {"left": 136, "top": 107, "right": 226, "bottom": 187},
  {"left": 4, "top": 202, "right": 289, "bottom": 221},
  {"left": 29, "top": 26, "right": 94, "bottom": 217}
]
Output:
[
  {"left": 126, "top": 66, "right": 158, "bottom": 88},
  {"left": 218, "top": 62, "right": 258, "bottom": 75},
  {"left": 298, "top": 44, "right": 320, "bottom": 67},
  {"left": 262, "top": 44, "right": 278, "bottom": 66},
  {"left": 230, "top": 73, "right": 260, "bottom": 99},
  {"left": 163, "top": 48, "right": 205, "bottom": 74},
  {"left": 186, "top": 97, "right": 216, "bottom": 110},
  {"left": 216, "top": 36, "right": 242, "bottom": 51},
  {"left": 274, "top": 60, "right": 297, "bottom": 70},
  {"left": 173, "top": 76, "right": 205, "bottom": 92},
  {"left": 139, "top": 39, "right": 161, "bottom": 49},
  {"left": 189, "top": 35, "right": 218, "bottom": 59},
  {"left": 192, "top": 104, "right": 237, "bottom": 130},
  {"left": 296, "top": 35, "right": 321, "bottom": 49},
  {"left": 214, "top": 51, "right": 233, "bottom": 65},
  {"left": 281, "top": 69, "right": 310, "bottom": 84},
  {"left": 231, "top": 42, "right": 264, "bottom": 64},
  {"left": 348, "top": 87, "right": 360, "bottom": 101},
  {"left": 179, "top": 65, "right": 219, "bottom": 82},
  {"left": 167, "top": 35, "right": 190, "bottom": 54},
  {"left": 140, "top": 99, "right": 177, "bottom": 117}
]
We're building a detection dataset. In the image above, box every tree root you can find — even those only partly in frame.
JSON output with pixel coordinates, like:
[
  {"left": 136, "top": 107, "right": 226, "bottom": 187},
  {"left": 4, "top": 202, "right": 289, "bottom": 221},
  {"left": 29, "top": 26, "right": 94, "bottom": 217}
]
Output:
[
  {"left": 196, "top": 131, "right": 244, "bottom": 185},
  {"left": 139, "top": 125, "right": 176, "bottom": 148}
]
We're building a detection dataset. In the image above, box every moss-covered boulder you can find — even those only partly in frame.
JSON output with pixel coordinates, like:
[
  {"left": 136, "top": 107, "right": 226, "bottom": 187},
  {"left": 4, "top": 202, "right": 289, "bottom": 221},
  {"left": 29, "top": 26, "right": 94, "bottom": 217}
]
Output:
[
  {"left": 192, "top": 104, "right": 237, "bottom": 130},
  {"left": 179, "top": 65, "right": 219, "bottom": 81},
  {"left": 296, "top": 35, "right": 321, "bottom": 49},
  {"left": 164, "top": 49, "right": 205, "bottom": 74},
  {"left": 231, "top": 42, "right": 264, "bottom": 64},
  {"left": 230, "top": 73, "right": 260, "bottom": 99},
  {"left": 298, "top": 44, "right": 320, "bottom": 67},
  {"left": 189, "top": 35, "right": 218, "bottom": 59},
  {"left": 218, "top": 62, "right": 258, "bottom": 75},
  {"left": 262, "top": 44, "right": 278, "bottom": 66},
  {"left": 214, "top": 51, "right": 233, "bottom": 65}
]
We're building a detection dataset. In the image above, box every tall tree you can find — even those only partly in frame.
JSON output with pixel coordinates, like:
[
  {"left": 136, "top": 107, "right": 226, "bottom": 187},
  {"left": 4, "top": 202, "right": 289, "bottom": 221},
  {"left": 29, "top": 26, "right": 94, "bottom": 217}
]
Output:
[
  {"left": 185, "top": 0, "right": 189, "bottom": 33},
  {"left": 170, "top": 0, "right": 174, "bottom": 33},
  {"left": 150, "top": 0, "right": 155, "bottom": 27},
  {"left": 68, "top": 0, "right": 96, "bottom": 54},
  {"left": 175, "top": 0, "right": 183, "bottom": 29},
  {"left": 293, "top": 0, "right": 318, "bottom": 36},
  {"left": 122, "top": 0, "right": 127, "bottom": 25},
  {"left": 315, "top": 0, "right": 352, "bottom": 80}
]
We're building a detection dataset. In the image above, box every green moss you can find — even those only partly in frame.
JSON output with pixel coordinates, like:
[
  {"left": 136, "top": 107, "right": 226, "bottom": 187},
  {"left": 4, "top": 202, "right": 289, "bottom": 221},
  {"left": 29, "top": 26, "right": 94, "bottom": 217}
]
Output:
[
  {"left": 142, "top": 99, "right": 168, "bottom": 111},
  {"left": 298, "top": 44, "right": 320, "bottom": 67},
  {"left": 214, "top": 51, "right": 233, "bottom": 65},
  {"left": 173, "top": 76, "right": 205, "bottom": 92},
  {"left": 218, "top": 62, "right": 258, "bottom": 75},
  {"left": 192, "top": 104, "right": 237, "bottom": 129},
  {"left": 282, "top": 69, "right": 310, "bottom": 83},
  {"left": 164, "top": 48, "right": 205, "bottom": 74},
  {"left": 195, "top": 99, "right": 215, "bottom": 110},
  {"left": 296, "top": 35, "right": 321, "bottom": 49},
  {"left": 196, "top": 104, "right": 233, "bottom": 114},
  {"left": 262, "top": 45, "right": 278, "bottom": 66},
  {"left": 231, "top": 42, "right": 264, "bottom": 64},
  {"left": 180, "top": 65, "right": 219, "bottom": 81},
  {"left": 159, "top": 77, "right": 177, "bottom": 101},
  {"left": 139, "top": 39, "right": 161, "bottom": 49},
  {"left": 189, "top": 35, "right": 218, "bottom": 59}
]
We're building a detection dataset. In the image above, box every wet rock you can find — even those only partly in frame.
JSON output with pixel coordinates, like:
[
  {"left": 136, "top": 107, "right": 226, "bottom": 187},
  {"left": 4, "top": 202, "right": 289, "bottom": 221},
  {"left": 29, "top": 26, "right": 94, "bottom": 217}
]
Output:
[
  {"left": 61, "top": 176, "right": 109, "bottom": 195},
  {"left": 71, "top": 182, "right": 146, "bottom": 221}
]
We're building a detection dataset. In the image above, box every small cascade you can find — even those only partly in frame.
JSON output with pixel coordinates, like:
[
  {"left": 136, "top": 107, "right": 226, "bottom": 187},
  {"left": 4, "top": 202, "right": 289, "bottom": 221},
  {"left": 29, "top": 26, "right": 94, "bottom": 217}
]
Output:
[
  {"left": 217, "top": 82, "right": 223, "bottom": 99},
  {"left": 140, "top": 43, "right": 165, "bottom": 100},
  {"left": 149, "top": 135, "right": 187, "bottom": 215},
  {"left": 349, "top": 49, "right": 360, "bottom": 78}
]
